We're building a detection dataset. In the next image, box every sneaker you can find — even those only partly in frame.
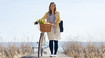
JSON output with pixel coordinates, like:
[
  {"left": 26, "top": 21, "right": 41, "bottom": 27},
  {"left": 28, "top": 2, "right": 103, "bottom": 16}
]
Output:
[
  {"left": 50, "top": 54, "right": 54, "bottom": 57},
  {"left": 53, "top": 54, "right": 57, "bottom": 57}
]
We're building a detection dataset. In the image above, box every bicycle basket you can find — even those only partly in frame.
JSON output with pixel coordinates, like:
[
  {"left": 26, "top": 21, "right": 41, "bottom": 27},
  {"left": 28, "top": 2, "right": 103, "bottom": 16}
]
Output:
[{"left": 39, "top": 23, "right": 52, "bottom": 32}]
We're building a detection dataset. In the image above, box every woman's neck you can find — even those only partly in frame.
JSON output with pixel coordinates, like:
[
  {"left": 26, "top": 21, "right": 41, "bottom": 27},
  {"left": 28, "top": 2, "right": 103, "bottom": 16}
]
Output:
[{"left": 52, "top": 10, "right": 54, "bottom": 13}]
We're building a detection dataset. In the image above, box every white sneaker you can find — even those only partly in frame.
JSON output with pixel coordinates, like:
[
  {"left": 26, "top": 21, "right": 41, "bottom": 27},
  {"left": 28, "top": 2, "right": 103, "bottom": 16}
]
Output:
[
  {"left": 50, "top": 54, "right": 54, "bottom": 57},
  {"left": 53, "top": 54, "right": 57, "bottom": 57}
]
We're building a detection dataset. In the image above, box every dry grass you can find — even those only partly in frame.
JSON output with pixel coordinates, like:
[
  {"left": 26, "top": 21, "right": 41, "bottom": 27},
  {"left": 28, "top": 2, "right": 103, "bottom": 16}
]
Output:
[
  {"left": 0, "top": 43, "right": 34, "bottom": 58},
  {"left": 63, "top": 41, "right": 105, "bottom": 58},
  {"left": 0, "top": 32, "right": 35, "bottom": 58}
]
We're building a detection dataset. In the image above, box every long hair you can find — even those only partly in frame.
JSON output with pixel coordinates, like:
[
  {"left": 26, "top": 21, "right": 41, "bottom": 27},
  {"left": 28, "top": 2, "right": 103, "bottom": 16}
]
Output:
[{"left": 48, "top": 2, "right": 56, "bottom": 15}]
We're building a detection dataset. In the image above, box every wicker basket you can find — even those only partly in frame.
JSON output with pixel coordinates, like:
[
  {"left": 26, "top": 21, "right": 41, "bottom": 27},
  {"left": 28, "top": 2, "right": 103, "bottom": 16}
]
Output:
[{"left": 39, "top": 23, "right": 52, "bottom": 32}]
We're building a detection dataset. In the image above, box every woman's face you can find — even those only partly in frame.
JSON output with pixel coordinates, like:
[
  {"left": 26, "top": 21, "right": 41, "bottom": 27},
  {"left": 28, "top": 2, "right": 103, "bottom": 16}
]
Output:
[{"left": 50, "top": 4, "right": 55, "bottom": 11}]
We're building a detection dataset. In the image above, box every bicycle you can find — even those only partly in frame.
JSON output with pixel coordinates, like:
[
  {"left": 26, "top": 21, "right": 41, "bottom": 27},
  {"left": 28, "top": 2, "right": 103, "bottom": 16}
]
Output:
[
  {"left": 34, "top": 21, "right": 53, "bottom": 57},
  {"left": 34, "top": 21, "right": 46, "bottom": 57}
]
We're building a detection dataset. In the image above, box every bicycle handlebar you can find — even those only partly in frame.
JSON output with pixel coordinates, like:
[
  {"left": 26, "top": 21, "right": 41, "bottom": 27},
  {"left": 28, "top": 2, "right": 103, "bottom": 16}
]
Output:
[{"left": 34, "top": 21, "right": 39, "bottom": 25}]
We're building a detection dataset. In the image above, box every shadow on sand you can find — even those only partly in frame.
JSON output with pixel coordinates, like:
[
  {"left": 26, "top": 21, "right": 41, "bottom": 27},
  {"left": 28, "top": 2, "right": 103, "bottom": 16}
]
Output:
[{"left": 20, "top": 55, "right": 38, "bottom": 58}]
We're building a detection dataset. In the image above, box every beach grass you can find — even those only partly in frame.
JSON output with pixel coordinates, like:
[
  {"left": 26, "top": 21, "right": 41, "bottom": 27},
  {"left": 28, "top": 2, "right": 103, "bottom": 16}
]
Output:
[
  {"left": 0, "top": 43, "right": 34, "bottom": 58},
  {"left": 63, "top": 41, "right": 105, "bottom": 58}
]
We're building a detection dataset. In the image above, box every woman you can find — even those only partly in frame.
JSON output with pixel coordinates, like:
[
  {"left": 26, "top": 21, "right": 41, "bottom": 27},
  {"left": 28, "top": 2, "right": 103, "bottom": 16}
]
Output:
[{"left": 35, "top": 2, "right": 61, "bottom": 57}]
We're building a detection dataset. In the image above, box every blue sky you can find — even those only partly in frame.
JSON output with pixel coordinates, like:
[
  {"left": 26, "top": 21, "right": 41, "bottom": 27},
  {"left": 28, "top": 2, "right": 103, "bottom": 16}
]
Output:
[{"left": 0, "top": 0, "right": 105, "bottom": 42}]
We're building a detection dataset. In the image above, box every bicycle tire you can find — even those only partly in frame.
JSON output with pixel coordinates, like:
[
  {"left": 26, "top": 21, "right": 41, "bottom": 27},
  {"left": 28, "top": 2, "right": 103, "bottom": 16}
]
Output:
[
  {"left": 38, "top": 33, "right": 44, "bottom": 57},
  {"left": 38, "top": 33, "right": 42, "bottom": 57},
  {"left": 41, "top": 33, "right": 44, "bottom": 56}
]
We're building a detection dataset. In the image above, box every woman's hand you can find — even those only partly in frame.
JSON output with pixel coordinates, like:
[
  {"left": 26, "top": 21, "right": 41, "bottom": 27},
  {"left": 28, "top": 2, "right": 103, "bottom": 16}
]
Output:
[
  {"left": 51, "top": 23, "right": 57, "bottom": 28},
  {"left": 48, "top": 22, "right": 57, "bottom": 28},
  {"left": 54, "top": 23, "right": 57, "bottom": 26}
]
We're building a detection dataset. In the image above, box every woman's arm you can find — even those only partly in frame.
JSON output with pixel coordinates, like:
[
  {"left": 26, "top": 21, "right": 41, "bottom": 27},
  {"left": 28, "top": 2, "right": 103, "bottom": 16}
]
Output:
[
  {"left": 41, "top": 12, "right": 48, "bottom": 21},
  {"left": 34, "top": 12, "right": 48, "bottom": 25},
  {"left": 57, "top": 12, "right": 61, "bottom": 24}
]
